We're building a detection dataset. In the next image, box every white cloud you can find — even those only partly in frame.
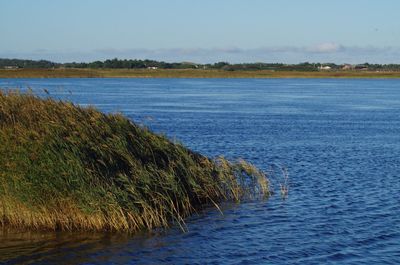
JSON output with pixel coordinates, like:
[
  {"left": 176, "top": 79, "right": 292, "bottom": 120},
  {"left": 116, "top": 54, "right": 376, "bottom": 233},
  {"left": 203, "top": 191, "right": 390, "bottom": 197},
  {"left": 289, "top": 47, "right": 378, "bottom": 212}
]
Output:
[
  {"left": 308, "top": 43, "right": 343, "bottom": 53},
  {"left": 1, "top": 45, "right": 400, "bottom": 64}
]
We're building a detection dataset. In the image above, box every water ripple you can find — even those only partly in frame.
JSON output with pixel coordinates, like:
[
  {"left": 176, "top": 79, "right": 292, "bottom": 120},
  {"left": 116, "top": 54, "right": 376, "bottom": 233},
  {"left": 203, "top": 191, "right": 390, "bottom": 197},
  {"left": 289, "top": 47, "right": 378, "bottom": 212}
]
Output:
[{"left": 1, "top": 78, "right": 400, "bottom": 264}]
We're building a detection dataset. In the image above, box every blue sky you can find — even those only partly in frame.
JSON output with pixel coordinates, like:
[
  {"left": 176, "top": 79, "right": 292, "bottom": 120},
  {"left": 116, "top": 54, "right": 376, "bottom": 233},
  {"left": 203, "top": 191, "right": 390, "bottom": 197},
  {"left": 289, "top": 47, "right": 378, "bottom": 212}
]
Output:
[{"left": 1, "top": 0, "right": 400, "bottom": 63}]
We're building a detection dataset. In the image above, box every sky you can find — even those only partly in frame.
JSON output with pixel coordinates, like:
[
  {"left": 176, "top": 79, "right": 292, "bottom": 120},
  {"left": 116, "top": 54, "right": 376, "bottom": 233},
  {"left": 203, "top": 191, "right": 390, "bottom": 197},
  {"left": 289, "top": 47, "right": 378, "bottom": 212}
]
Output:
[{"left": 1, "top": 0, "right": 400, "bottom": 64}]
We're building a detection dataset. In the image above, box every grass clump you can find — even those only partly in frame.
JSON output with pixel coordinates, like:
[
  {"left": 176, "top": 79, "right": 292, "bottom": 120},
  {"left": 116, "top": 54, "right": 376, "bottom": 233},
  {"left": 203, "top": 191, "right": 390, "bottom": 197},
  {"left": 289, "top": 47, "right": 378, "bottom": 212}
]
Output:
[{"left": 0, "top": 90, "right": 269, "bottom": 232}]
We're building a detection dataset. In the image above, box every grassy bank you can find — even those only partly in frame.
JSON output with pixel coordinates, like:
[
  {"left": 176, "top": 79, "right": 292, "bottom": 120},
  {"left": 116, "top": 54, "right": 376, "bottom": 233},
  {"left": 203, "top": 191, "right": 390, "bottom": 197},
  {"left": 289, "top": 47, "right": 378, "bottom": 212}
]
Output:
[
  {"left": 0, "top": 90, "right": 269, "bottom": 232},
  {"left": 1, "top": 68, "right": 400, "bottom": 78}
]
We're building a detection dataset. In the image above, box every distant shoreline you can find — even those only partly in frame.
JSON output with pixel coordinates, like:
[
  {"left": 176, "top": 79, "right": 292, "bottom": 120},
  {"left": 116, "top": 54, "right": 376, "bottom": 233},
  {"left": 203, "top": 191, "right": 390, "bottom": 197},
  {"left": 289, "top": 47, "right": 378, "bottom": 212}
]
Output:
[{"left": 1, "top": 68, "right": 400, "bottom": 78}]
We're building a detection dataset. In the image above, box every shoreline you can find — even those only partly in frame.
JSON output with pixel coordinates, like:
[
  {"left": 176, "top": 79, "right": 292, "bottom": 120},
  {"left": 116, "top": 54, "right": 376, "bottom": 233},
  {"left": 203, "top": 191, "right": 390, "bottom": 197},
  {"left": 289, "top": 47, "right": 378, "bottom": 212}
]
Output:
[{"left": 1, "top": 68, "right": 400, "bottom": 79}]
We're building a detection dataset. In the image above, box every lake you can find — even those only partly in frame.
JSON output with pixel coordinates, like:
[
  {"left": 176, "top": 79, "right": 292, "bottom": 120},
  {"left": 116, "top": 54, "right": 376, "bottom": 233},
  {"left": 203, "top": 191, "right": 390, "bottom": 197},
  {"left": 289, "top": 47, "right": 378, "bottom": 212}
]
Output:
[{"left": 1, "top": 78, "right": 399, "bottom": 264}]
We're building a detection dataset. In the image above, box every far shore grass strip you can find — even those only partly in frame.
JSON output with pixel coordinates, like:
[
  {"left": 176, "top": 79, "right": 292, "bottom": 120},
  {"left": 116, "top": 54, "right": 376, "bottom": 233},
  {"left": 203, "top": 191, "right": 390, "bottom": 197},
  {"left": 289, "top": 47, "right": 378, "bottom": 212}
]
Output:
[{"left": 1, "top": 68, "right": 400, "bottom": 78}]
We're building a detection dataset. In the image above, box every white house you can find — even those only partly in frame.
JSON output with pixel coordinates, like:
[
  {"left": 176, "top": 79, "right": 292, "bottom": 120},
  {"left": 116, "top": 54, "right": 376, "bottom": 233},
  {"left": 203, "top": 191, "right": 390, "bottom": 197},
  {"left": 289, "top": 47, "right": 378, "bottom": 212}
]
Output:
[
  {"left": 318, "top": 65, "right": 332, "bottom": 70},
  {"left": 3, "top": 66, "right": 19, "bottom": 69}
]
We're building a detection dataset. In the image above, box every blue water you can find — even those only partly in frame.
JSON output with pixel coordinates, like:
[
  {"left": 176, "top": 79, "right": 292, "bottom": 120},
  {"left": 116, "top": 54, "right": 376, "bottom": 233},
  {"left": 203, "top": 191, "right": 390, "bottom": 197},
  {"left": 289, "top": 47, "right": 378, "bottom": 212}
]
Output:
[{"left": 1, "top": 78, "right": 400, "bottom": 264}]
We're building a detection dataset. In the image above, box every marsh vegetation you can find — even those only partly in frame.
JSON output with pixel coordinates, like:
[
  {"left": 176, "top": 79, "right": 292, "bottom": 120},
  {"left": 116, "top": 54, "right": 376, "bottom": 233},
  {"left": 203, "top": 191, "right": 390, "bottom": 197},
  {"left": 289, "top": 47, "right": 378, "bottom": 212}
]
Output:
[{"left": 0, "top": 90, "right": 270, "bottom": 232}]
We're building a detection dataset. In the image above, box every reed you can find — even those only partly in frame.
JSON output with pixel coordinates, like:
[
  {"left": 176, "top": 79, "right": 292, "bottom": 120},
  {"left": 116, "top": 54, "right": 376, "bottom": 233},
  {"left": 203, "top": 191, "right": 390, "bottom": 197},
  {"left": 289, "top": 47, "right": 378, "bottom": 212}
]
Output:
[{"left": 0, "top": 90, "right": 269, "bottom": 232}]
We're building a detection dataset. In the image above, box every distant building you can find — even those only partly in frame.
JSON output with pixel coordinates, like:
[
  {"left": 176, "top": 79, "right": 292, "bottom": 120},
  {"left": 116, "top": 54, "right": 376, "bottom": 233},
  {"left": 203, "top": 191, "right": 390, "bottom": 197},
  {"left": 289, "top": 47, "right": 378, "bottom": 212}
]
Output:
[
  {"left": 3, "top": 66, "right": 19, "bottom": 69},
  {"left": 318, "top": 65, "right": 332, "bottom": 70},
  {"left": 355, "top": 65, "right": 368, "bottom": 70},
  {"left": 342, "top": 64, "right": 355, "bottom": 70}
]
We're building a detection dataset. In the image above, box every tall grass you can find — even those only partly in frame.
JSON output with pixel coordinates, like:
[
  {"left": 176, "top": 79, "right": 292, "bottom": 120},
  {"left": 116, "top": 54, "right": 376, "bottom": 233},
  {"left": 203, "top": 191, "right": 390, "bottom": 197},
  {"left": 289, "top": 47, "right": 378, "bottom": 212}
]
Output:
[{"left": 0, "top": 90, "right": 269, "bottom": 232}]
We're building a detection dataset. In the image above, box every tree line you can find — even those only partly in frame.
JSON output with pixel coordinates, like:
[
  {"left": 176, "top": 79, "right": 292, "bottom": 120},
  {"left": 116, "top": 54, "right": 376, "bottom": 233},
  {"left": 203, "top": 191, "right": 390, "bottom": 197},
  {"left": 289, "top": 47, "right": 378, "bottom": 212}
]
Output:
[{"left": 1, "top": 58, "right": 400, "bottom": 71}]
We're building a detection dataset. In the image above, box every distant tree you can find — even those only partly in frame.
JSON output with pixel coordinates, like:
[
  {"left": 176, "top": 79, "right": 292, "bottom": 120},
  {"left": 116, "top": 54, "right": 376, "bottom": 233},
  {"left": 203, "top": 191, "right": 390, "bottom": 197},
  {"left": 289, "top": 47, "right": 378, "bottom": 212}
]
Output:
[{"left": 212, "top": 62, "right": 230, "bottom": 69}]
